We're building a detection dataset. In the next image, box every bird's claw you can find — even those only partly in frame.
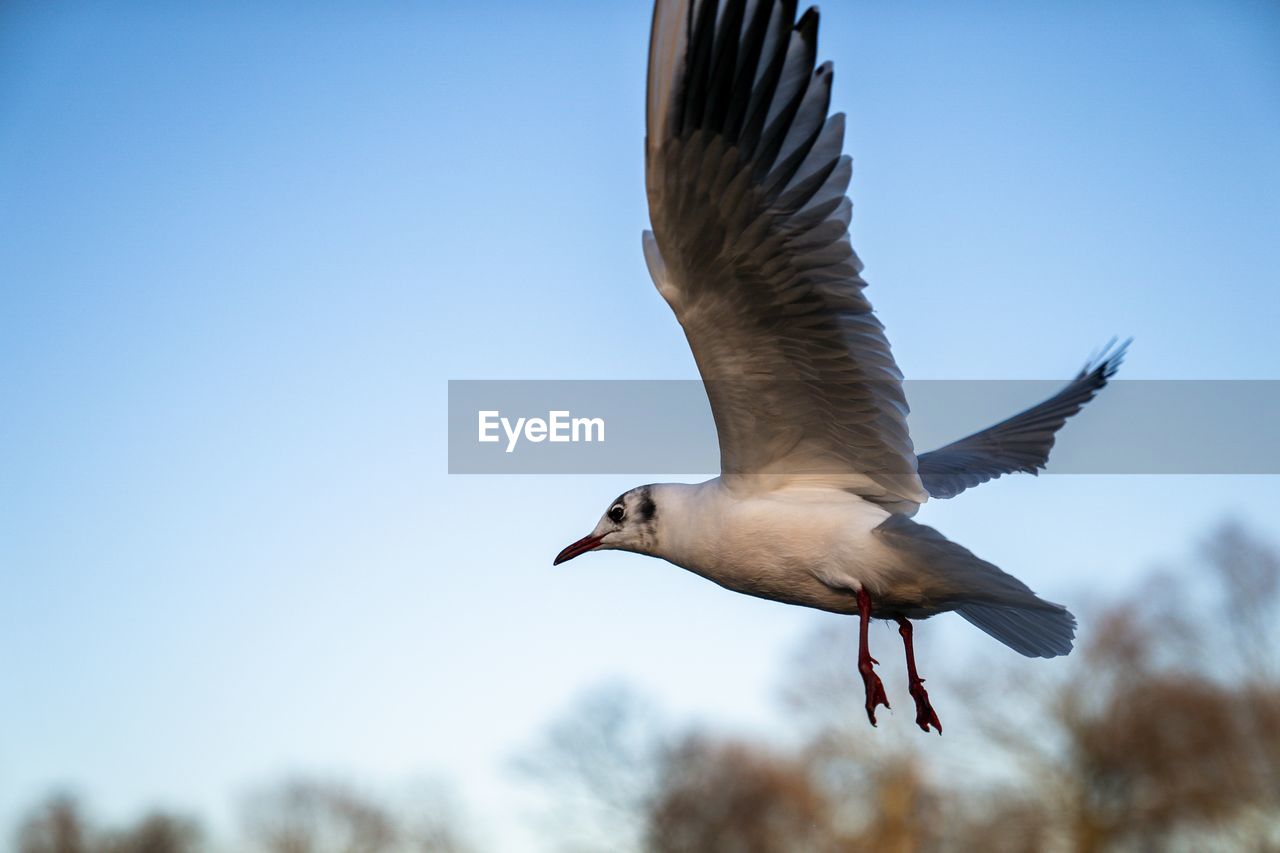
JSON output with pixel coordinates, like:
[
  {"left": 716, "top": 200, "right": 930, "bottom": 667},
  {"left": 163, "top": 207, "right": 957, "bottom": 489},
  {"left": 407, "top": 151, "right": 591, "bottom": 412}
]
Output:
[
  {"left": 908, "top": 677, "right": 942, "bottom": 734},
  {"left": 860, "top": 665, "right": 891, "bottom": 726}
]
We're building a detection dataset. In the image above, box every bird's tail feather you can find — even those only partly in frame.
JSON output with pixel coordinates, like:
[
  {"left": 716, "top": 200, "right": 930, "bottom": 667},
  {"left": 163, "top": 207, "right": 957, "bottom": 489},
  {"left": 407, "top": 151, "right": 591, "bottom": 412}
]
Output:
[
  {"left": 874, "top": 515, "right": 1077, "bottom": 658},
  {"left": 957, "top": 602, "right": 1076, "bottom": 658}
]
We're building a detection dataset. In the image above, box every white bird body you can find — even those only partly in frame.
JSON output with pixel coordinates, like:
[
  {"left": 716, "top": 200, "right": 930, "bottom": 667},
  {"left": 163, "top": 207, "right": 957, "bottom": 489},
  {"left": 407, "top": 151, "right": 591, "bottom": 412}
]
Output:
[
  {"left": 556, "top": 0, "right": 1127, "bottom": 732},
  {"left": 569, "top": 478, "right": 1072, "bottom": 624},
  {"left": 638, "top": 480, "right": 893, "bottom": 614}
]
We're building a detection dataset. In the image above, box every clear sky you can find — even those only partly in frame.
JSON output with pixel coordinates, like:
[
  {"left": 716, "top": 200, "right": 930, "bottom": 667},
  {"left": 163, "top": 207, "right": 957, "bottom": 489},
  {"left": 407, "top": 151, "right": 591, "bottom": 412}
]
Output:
[{"left": 2, "top": 0, "right": 1279, "bottom": 849}]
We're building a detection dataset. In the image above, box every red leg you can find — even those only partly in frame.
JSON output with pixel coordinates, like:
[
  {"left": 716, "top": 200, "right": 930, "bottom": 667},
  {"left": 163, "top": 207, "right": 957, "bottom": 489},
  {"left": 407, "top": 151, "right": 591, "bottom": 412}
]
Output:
[
  {"left": 896, "top": 617, "right": 942, "bottom": 734},
  {"left": 856, "top": 588, "right": 891, "bottom": 726}
]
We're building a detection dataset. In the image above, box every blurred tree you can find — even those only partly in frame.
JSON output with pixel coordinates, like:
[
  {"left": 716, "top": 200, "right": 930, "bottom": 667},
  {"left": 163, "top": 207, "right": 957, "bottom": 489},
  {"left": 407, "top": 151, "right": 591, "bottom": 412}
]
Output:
[
  {"left": 398, "top": 783, "right": 474, "bottom": 853},
  {"left": 241, "top": 778, "right": 472, "bottom": 853},
  {"left": 15, "top": 796, "right": 201, "bottom": 853},
  {"left": 644, "top": 732, "right": 836, "bottom": 853},
  {"left": 1204, "top": 521, "right": 1279, "bottom": 681},
  {"left": 244, "top": 779, "right": 386, "bottom": 853},
  {"left": 512, "top": 682, "right": 665, "bottom": 852},
  {"left": 843, "top": 760, "right": 943, "bottom": 853},
  {"left": 100, "top": 813, "right": 202, "bottom": 853},
  {"left": 15, "top": 795, "right": 90, "bottom": 853},
  {"left": 963, "top": 521, "right": 1280, "bottom": 852}
]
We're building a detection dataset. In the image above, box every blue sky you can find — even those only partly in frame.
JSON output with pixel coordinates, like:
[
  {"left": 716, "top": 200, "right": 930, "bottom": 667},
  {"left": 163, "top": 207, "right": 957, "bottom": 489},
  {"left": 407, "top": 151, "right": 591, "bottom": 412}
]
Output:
[{"left": 2, "top": 0, "right": 1279, "bottom": 848}]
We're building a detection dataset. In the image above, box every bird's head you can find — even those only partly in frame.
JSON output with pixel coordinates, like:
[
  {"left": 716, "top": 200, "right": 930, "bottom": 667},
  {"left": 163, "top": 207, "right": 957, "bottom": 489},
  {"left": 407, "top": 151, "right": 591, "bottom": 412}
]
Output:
[{"left": 554, "top": 485, "right": 660, "bottom": 565}]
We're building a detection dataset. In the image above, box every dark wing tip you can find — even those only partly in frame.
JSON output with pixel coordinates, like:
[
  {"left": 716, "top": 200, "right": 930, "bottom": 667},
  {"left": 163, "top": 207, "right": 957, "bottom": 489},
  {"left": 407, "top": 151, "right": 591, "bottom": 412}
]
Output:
[
  {"left": 1079, "top": 337, "right": 1133, "bottom": 385},
  {"left": 797, "top": 5, "right": 820, "bottom": 34}
]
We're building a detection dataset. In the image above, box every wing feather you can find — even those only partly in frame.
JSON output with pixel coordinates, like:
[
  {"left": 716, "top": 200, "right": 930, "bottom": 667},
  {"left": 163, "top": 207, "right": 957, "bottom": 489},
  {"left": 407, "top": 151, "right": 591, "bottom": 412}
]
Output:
[
  {"left": 645, "top": 0, "right": 925, "bottom": 510},
  {"left": 916, "top": 341, "right": 1129, "bottom": 499}
]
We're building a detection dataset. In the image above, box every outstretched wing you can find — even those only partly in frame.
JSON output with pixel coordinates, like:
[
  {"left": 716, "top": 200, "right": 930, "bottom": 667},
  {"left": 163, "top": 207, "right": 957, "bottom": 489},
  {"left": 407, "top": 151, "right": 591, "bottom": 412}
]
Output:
[
  {"left": 644, "top": 0, "right": 926, "bottom": 511},
  {"left": 916, "top": 341, "right": 1129, "bottom": 499}
]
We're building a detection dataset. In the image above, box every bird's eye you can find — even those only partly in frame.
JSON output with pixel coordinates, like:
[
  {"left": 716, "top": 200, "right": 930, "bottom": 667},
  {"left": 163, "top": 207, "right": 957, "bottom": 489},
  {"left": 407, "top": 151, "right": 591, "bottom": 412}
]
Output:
[{"left": 608, "top": 505, "right": 625, "bottom": 523}]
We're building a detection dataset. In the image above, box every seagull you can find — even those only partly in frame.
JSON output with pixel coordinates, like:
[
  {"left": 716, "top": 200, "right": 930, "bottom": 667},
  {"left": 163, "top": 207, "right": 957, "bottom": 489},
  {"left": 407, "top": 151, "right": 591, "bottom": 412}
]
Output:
[{"left": 554, "top": 0, "right": 1126, "bottom": 734}]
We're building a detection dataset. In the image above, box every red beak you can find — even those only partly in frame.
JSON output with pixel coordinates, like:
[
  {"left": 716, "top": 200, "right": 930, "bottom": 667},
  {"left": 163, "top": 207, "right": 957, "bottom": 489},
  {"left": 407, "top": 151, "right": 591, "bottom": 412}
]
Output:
[{"left": 554, "top": 534, "right": 604, "bottom": 565}]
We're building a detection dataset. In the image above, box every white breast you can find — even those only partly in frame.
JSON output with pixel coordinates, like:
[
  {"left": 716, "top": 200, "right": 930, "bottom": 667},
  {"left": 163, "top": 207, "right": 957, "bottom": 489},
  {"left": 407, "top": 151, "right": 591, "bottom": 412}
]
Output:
[{"left": 653, "top": 479, "right": 896, "bottom": 613}]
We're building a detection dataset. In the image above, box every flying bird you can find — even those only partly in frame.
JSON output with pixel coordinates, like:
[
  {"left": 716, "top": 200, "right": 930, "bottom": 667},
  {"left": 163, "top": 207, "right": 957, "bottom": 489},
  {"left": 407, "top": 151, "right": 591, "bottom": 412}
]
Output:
[{"left": 555, "top": 0, "right": 1126, "bottom": 734}]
